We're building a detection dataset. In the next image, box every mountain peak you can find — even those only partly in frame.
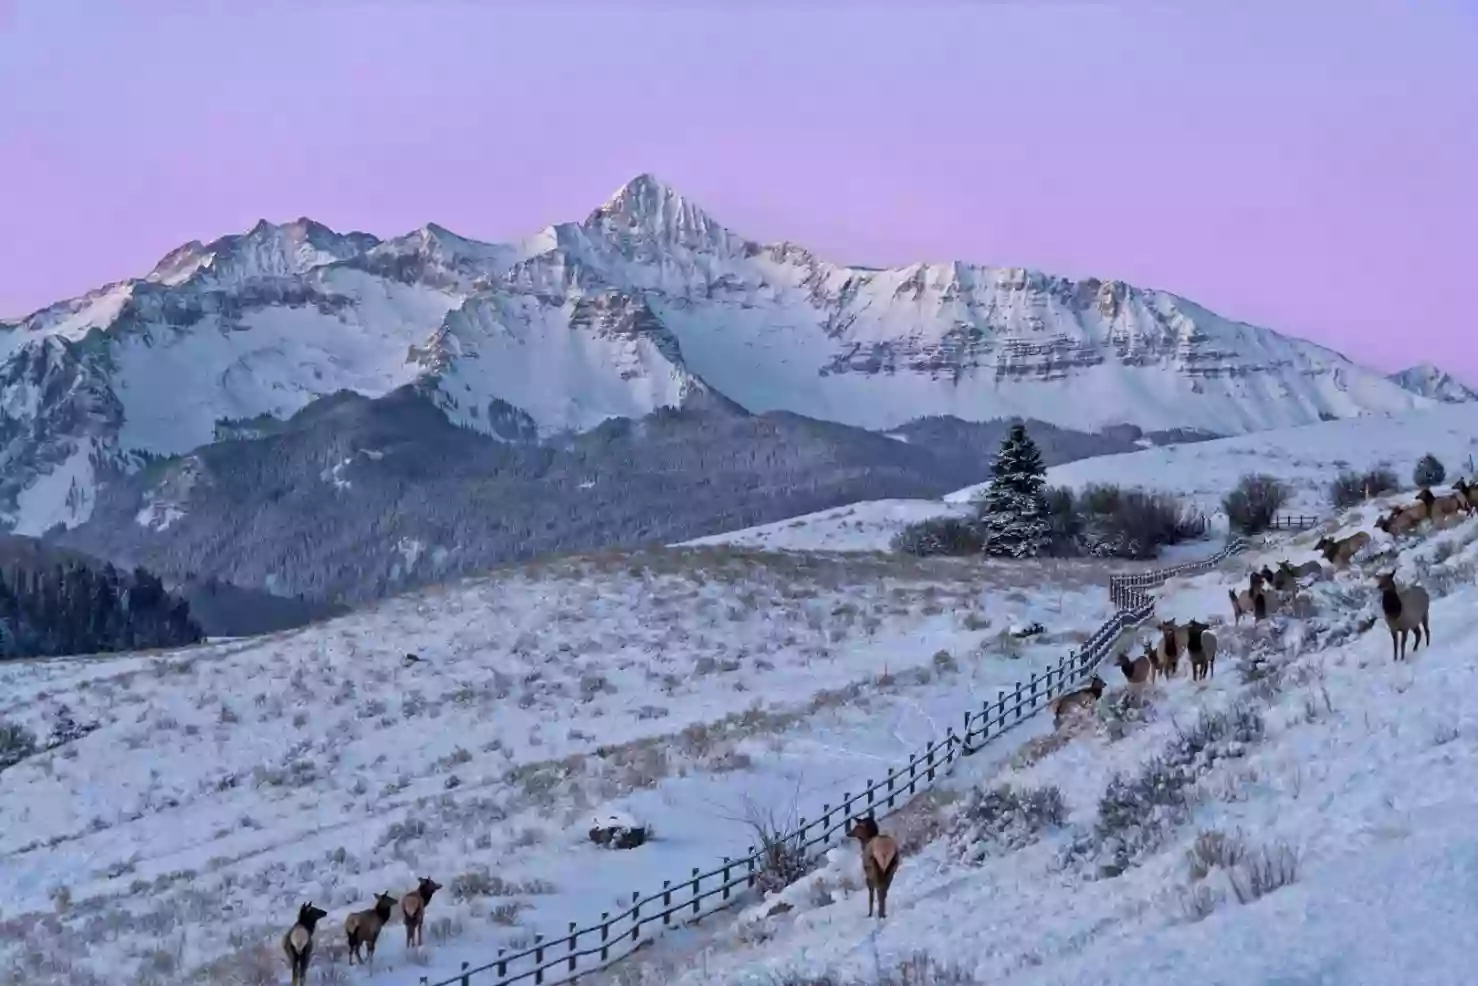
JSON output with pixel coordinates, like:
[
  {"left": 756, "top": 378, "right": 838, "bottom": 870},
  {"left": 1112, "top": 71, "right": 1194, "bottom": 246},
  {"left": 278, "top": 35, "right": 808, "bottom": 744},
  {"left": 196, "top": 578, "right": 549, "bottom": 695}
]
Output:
[
  {"left": 1388, "top": 362, "right": 1478, "bottom": 404},
  {"left": 584, "top": 173, "right": 741, "bottom": 253}
]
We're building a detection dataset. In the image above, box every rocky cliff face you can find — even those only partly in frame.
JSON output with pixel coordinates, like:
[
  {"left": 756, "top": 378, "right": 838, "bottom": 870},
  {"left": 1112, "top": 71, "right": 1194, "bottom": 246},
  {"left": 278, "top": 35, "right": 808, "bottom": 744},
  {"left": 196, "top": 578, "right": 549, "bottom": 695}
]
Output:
[
  {"left": 0, "top": 173, "right": 1435, "bottom": 536},
  {"left": 1388, "top": 363, "right": 1478, "bottom": 404}
]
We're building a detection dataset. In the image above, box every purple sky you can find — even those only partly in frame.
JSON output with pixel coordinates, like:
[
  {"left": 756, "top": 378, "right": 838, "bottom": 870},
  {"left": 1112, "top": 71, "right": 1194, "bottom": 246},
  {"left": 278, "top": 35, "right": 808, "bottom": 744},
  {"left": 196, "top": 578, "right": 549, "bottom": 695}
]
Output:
[{"left": 3, "top": 0, "right": 1475, "bottom": 378}]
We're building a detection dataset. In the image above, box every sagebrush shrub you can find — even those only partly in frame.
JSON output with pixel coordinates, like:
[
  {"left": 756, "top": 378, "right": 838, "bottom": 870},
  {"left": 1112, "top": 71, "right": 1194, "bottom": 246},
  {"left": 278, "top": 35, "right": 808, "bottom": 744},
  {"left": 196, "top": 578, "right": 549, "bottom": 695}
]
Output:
[
  {"left": 949, "top": 783, "right": 1066, "bottom": 863},
  {"left": 1223, "top": 473, "right": 1290, "bottom": 534},
  {"left": 891, "top": 517, "right": 983, "bottom": 557},
  {"left": 0, "top": 718, "right": 37, "bottom": 770},
  {"left": 1329, "top": 467, "right": 1399, "bottom": 509}
]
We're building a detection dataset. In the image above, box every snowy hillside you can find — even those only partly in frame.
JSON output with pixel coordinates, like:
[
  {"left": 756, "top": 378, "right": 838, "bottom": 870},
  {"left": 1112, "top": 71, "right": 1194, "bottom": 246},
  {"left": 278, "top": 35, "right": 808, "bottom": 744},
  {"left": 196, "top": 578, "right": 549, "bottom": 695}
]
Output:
[
  {"left": 1388, "top": 362, "right": 1478, "bottom": 404},
  {"left": 592, "top": 499, "right": 1478, "bottom": 986},
  {"left": 0, "top": 173, "right": 1432, "bottom": 537},
  {"left": 696, "top": 402, "right": 1478, "bottom": 552},
  {"left": 949, "top": 401, "right": 1478, "bottom": 516},
  {"left": 0, "top": 547, "right": 1145, "bottom": 986}
]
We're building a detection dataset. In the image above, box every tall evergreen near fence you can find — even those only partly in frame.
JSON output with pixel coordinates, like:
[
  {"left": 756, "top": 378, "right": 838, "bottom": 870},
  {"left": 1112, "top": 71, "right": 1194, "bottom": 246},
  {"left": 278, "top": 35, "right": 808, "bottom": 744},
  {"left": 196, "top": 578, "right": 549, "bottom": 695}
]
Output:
[{"left": 975, "top": 422, "right": 1051, "bottom": 558}]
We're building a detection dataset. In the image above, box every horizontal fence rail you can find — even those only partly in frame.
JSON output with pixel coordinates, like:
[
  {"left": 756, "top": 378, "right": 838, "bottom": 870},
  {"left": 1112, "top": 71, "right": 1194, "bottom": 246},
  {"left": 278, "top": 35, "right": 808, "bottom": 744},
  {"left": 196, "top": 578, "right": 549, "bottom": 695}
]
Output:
[
  {"left": 1266, "top": 513, "right": 1319, "bottom": 532},
  {"left": 415, "top": 538, "right": 1251, "bottom": 986}
]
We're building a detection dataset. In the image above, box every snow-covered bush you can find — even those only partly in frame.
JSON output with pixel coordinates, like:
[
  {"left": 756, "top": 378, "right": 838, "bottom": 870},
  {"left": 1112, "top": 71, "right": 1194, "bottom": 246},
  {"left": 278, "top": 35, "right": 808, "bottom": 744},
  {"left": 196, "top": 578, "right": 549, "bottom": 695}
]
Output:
[
  {"left": 1096, "top": 686, "right": 1158, "bottom": 741},
  {"left": 1329, "top": 466, "right": 1399, "bottom": 509},
  {"left": 1223, "top": 473, "right": 1290, "bottom": 534},
  {"left": 949, "top": 782, "right": 1066, "bottom": 863},
  {"left": 891, "top": 517, "right": 983, "bottom": 557},
  {"left": 1090, "top": 700, "right": 1266, "bottom": 872},
  {"left": 0, "top": 718, "right": 37, "bottom": 770},
  {"left": 1413, "top": 453, "right": 1447, "bottom": 488}
]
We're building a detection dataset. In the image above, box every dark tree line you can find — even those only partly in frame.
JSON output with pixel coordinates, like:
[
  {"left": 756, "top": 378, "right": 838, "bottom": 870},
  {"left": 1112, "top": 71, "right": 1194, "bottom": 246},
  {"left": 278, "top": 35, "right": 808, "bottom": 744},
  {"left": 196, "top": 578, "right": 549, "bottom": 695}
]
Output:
[{"left": 0, "top": 560, "right": 203, "bottom": 659}]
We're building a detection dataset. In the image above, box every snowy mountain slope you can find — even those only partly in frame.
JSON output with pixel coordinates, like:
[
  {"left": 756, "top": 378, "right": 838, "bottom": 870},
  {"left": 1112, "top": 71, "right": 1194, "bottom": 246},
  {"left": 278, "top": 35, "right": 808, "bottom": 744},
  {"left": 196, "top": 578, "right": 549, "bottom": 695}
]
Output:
[
  {"left": 0, "top": 173, "right": 1433, "bottom": 538},
  {"left": 581, "top": 508, "right": 1478, "bottom": 986},
  {"left": 696, "top": 401, "right": 1478, "bottom": 551},
  {"left": 0, "top": 547, "right": 1135, "bottom": 986},
  {"left": 1388, "top": 361, "right": 1478, "bottom": 404},
  {"left": 950, "top": 400, "right": 1478, "bottom": 517}
]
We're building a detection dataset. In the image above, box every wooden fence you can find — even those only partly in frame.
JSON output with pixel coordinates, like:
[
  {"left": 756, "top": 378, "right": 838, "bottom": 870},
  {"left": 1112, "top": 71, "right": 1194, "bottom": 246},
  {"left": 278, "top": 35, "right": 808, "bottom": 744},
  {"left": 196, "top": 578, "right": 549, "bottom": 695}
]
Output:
[
  {"left": 416, "top": 538, "right": 1251, "bottom": 986},
  {"left": 1266, "top": 513, "right": 1319, "bottom": 532}
]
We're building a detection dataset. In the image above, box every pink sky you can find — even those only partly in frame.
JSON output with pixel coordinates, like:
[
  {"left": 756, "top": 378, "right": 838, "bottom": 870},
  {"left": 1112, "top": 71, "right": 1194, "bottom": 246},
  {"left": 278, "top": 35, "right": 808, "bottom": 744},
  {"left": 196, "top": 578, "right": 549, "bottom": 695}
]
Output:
[{"left": 2, "top": 0, "right": 1475, "bottom": 379}]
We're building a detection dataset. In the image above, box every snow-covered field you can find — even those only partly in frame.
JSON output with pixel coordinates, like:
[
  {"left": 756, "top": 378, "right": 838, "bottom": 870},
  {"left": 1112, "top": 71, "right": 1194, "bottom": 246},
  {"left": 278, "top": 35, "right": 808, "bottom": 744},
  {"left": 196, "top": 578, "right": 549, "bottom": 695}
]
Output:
[
  {"left": 592, "top": 496, "right": 1478, "bottom": 986},
  {"left": 0, "top": 546, "right": 1144, "bottom": 986},
  {"left": 691, "top": 403, "right": 1478, "bottom": 552}
]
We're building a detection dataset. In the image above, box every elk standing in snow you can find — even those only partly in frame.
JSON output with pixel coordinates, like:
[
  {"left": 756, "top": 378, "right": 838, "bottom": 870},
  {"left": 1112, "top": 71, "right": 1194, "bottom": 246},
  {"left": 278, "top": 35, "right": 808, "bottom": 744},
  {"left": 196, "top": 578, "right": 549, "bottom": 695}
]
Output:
[
  {"left": 283, "top": 902, "right": 328, "bottom": 986},
  {"left": 1376, "top": 571, "right": 1431, "bottom": 662},
  {"left": 848, "top": 814, "right": 901, "bottom": 920},
  {"left": 345, "top": 891, "right": 398, "bottom": 966},
  {"left": 1185, "top": 618, "right": 1218, "bottom": 681},
  {"left": 401, "top": 876, "right": 443, "bottom": 949}
]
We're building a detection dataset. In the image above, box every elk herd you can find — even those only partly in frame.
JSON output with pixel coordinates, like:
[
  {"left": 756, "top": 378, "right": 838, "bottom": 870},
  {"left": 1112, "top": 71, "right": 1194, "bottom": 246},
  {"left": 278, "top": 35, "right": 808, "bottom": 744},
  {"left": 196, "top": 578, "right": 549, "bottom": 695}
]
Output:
[
  {"left": 1376, "top": 482, "right": 1476, "bottom": 537},
  {"left": 283, "top": 877, "right": 442, "bottom": 985},
  {"left": 1058, "top": 481, "right": 1465, "bottom": 729},
  {"left": 281, "top": 484, "right": 1465, "bottom": 981}
]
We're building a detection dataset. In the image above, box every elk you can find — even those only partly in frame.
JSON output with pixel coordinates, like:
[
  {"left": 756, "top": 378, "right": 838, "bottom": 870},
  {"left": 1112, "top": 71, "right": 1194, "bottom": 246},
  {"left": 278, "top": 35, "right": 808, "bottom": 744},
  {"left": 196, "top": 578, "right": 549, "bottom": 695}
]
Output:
[
  {"left": 1116, "top": 644, "right": 1155, "bottom": 687},
  {"left": 1051, "top": 674, "right": 1106, "bottom": 729},
  {"left": 283, "top": 902, "right": 329, "bottom": 986},
  {"left": 1417, "top": 487, "right": 1468, "bottom": 527},
  {"left": 1375, "top": 505, "right": 1423, "bottom": 537},
  {"left": 1228, "top": 571, "right": 1268, "bottom": 624},
  {"left": 1156, "top": 618, "right": 1190, "bottom": 675},
  {"left": 1185, "top": 618, "right": 1218, "bottom": 681},
  {"left": 1315, "top": 531, "right": 1371, "bottom": 568},
  {"left": 847, "top": 815, "right": 901, "bottom": 920},
  {"left": 1274, "top": 558, "right": 1323, "bottom": 590},
  {"left": 401, "top": 876, "right": 443, "bottom": 949},
  {"left": 1375, "top": 571, "right": 1431, "bottom": 662},
  {"left": 1452, "top": 478, "right": 1478, "bottom": 512},
  {"left": 345, "top": 891, "right": 398, "bottom": 966}
]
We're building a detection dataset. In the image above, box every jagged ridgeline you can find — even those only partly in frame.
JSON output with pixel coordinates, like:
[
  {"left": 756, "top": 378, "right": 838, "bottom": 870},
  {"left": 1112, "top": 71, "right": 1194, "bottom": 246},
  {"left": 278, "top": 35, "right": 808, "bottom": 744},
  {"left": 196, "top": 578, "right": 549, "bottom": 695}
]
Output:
[
  {"left": 3, "top": 173, "right": 1453, "bottom": 610},
  {"left": 0, "top": 537, "right": 202, "bottom": 659}
]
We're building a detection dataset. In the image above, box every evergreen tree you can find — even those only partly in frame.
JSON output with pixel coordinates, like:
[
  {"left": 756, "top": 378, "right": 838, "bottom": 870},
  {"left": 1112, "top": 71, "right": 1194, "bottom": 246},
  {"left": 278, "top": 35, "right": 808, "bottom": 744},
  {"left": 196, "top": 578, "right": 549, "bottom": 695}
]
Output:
[{"left": 975, "top": 422, "right": 1051, "bottom": 558}]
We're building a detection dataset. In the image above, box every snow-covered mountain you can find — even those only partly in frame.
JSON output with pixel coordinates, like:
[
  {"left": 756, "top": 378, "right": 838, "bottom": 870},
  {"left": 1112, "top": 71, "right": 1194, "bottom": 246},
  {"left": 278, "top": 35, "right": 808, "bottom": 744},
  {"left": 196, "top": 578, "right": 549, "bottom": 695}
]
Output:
[
  {"left": 0, "top": 173, "right": 1433, "bottom": 536},
  {"left": 1387, "top": 362, "right": 1478, "bottom": 404}
]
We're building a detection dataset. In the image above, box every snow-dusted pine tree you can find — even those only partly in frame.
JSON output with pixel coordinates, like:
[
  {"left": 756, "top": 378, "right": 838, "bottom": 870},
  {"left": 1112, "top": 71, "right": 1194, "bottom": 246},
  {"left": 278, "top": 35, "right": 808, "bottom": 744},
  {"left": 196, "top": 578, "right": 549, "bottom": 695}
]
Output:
[{"left": 976, "top": 423, "right": 1051, "bottom": 558}]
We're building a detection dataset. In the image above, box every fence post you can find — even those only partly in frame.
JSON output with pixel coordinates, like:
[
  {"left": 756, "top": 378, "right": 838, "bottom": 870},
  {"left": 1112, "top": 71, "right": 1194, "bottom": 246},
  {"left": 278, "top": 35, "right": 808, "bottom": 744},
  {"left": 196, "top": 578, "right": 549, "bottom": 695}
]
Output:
[
  {"left": 866, "top": 781, "right": 876, "bottom": 809},
  {"left": 691, "top": 867, "right": 701, "bottom": 918},
  {"left": 746, "top": 847, "right": 756, "bottom": 887},
  {"left": 498, "top": 948, "right": 507, "bottom": 978},
  {"left": 926, "top": 741, "right": 938, "bottom": 781},
  {"left": 630, "top": 892, "right": 640, "bottom": 943},
  {"left": 567, "top": 923, "right": 578, "bottom": 974},
  {"left": 662, "top": 880, "right": 672, "bottom": 924},
  {"left": 1013, "top": 681, "right": 1024, "bottom": 721},
  {"left": 599, "top": 914, "right": 610, "bottom": 961},
  {"left": 534, "top": 935, "right": 545, "bottom": 986},
  {"left": 461, "top": 961, "right": 470, "bottom": 986}
]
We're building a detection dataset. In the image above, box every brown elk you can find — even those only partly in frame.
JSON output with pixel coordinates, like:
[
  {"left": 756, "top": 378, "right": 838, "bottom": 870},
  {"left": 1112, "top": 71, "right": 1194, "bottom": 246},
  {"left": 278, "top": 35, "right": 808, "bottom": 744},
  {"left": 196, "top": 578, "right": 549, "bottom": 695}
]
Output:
[
  {"left": 345, "top": 891, "right": 398, "bottom": 966},
  {"left": 1416, "top": 487, "right": 1468, "bottom": 527},
  {"left": 1156, "top": 618, "right": 1190, "bottom": 675},
  {"left": 283, "top": 902, "right": 328, "bottom": 986},
  {"left": 1315, "top": 531, "right": 1371, "bottom": 568},
  {"left": 847, "top": 814, "right": 901, "bottom": 920},
  {"left": 1051, "top": 675, "right": 1107, "bottom": 729},
  {"left": 1452, "top": 478, "right": 1478, "bottom": 513},
  {"left": 401, "top": 876, "right": 443, "bottom": 949},
  {"left": 1185, "top": 618, "right": 1218, "bottom": 681},
  {"left": 1375, "top": 571, "right": 1431, "bottom": 662},
  {"left": 1116, "top": 645, "right": 1155, "bottom": 687},
  {"left": 1228, "top": 571, "right": 1268, "bottom": 624}
]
